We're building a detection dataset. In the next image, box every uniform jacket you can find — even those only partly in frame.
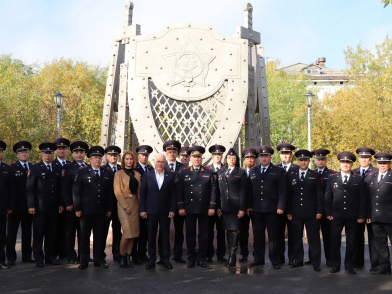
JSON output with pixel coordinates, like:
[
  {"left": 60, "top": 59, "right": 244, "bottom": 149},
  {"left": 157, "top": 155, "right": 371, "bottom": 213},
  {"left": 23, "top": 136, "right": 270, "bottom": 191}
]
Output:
[
  {"left": 247, "top": 163, "right": 287, "bottom": 213},
  {"left": 135, "top": 162, "right": 154, "bottom": 178},
  {"left": 26, "top": 161, "right": 63, "bottom": 213},
  {"left": 365, "top": 169, "right": 392, "bottom": 223},
  {"left": 60, "top": 161, "right": 87, "bottom": 207},
  {"left": 165, "top": 161, "right": 186, "bottom": 182},
  {"left": 352, "top": 164, "right": 378, "bottom": 178},
  {"left": 139, "top": 170, "right": 176, "bottom": 214},
  {"left": 53, "top": 158, "right": 71, "bottom": 167},
  {"left": 113, "top": 169, "right": 141, "bottom": 210},
  {"left": 325, "top": 171, "right": 366, "bottom": 220},
  {"left": 276, "top": 162, "right": 299, "bottom": 175},
  {"left": 287, "top": 169, "right": 324, "bottom": 219},
  {"left": 216, "top": 167, "right": 247, "bottom": 212},
  {"left": 103, "top": 162, "right": 121, "bottom": 174},
  {"left": 72, "top": 166, "right": 114, "bottom": 215},
  {"left": 102, "top": 162, "right": 122, "bottom": 213},
  {"left": 177, "top": 166, "right": 217, "bottom": 214},
  {"left": 313, "top": 167, "right": 336, "bottom": 192},
  {"left": 9, "top": 161, "right": 30, "bottom": 211},
  {"left": 205, "top": 164, "right": 226, "bottom": 173},
  {"left": 0, "top": 162, "right": 15, "bottom": 215}
]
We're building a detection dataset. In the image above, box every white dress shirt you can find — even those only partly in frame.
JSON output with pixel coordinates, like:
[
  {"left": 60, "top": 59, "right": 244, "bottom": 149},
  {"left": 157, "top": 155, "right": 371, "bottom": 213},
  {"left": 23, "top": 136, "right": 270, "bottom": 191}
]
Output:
[
  {"left": 45, "top": 163, "right": 52, "bottom": 171},
  {"left": 155, "top": 170, "right": 165, "bottom": 190},
  {"left": 299, "top": 169, "right": 308, "bottom": 180},
  {"left": 282, "top": 162, "right": 292, "bottom": 171},
  {"left": 213, "top": 163, "right": 222, "bottom": 171},
  {"left": 19, "top": 161, "right": 29, "bottom": 170},
  {"left": 93, "top": 168, "right": 101, "bottom": 176},
  {"left": 168, "top": 161, "right": 177, "bottom": 171},
  {"left": 260, "top": 165, "right": 269, "bottom": 173},
  {"left": 317, "top": 167, "right": 326, "bottom": 174},
  {"left": 341, "top": 172, "right": 350, "bottom": 184},
  {"left": 109, "top": 163, "right": 117, "bottom": 172},
  {"left": 360, "top": 166, "right": 369, "bottom": 175},
  {"left": 378, "top": 171, "right": 388, "bottom": 182}
]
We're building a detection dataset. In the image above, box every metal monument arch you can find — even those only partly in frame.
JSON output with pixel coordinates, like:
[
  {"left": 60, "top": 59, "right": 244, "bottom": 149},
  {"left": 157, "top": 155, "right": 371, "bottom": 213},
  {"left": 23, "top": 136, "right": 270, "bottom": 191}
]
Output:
[{"left": 100, "top": 2, "right": 270, "bottom": 164}]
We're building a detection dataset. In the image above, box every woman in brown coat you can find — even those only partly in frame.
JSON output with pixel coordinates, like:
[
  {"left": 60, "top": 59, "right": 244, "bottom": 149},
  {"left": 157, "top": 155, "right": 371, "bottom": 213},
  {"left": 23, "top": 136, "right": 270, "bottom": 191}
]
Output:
[{"left": 114, "top": 151, "right": 141, "bottom": 268}]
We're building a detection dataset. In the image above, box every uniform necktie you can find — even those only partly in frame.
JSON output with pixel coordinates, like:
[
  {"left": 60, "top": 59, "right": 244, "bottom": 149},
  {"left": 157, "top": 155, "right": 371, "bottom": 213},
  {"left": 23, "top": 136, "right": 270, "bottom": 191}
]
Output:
[
  {"left": 285, "top": 166, "right": 288, "bottom": 172},
  {"left": 23, "top": 164, "right": 28, "bottom": 172},
  {"left": 194, "top": 168, "right": 199, "bottom": 173},
  {"left": 301, "top": 172, "right": 305, "bottom": 181},
  {"left": 261, "top": 168, "right": 266, "bottom": 174},
  {"left": 62, "top": 161, "right": 66, "bottom": 166},
  {"left": 144, "top": 166, "right": 148, "bottom": 173},
  {"left": 344, "top": 175, "right": 348, "bottom": 184},
  {"left": 319, "top": 170, "right": 323, "bottom": 175},
  {"left": 47, "top": 164, "right": 51, "bottom": 172},
  {"left": 226, "top": 169, "right": 230, "bottom": 176},
  {"left": 380, "top": 174, "right": 384, "bottom": 182},
  {"left": 170, "top": 164, "right": 174, "bottom": 173},
  {"left": 94, "top": 169, "right": 99, "bottom": 181},
  {"left": 362, "top": 169, "right": 366, "bottom": 177}
]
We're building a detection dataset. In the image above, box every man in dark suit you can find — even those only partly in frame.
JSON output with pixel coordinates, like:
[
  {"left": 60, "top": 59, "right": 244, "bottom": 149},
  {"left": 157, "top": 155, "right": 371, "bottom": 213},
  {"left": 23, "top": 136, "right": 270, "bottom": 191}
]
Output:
[
  {"left": 325, "top": 151, "right": 366, "bottom": 274},
  {"left": 275, "top": 143, "right": 299, "bottom": 265},
  {"left": 73, "top": 146, "right": 113, "bottom": 270},
  {"left": 0, "top": 140, "right": 14, "bottom": 269},
  {"left": 60, "top": 141, "right": 89, "bottom": 264},
  {"left": 205, "top": 144, "right": 227, "bottom": 263},
  {"left": 52, "top": 138, "right": 71, "bottom": 261},
  {"left": 102, "top": 145, "right": 122, "bottom": 261},
  {"left": 247, "top": 145, "right": 287, "bottom": 269},
  {"left": 6, "top": 141, "right": 34, "bottom": 265},
  {"left": 353, "top": 147, "right": 378, "bottom": 269},
  {"left": 131, "top": 145, "right": 154, "bottom": 264},
  {"left": 163, "top": 140, "right": 187, "bottom": 264},
  {"left": 26, "top": 142, "right": 64, "bottom": 267},
  {"left": 287, "top": 150, "right": 323, "bottom": 271},
  {"left": 365, "top": 152, "right": 392, "bottom": 275},
  {"left": 140, "top": 153, "right": 176, "bottom": 269},
  {"left": 177, "top": 146, "right": 217, "bottom": 268},
  {"left": 238, "top": 148, "right": 257, "bottom": 262}
]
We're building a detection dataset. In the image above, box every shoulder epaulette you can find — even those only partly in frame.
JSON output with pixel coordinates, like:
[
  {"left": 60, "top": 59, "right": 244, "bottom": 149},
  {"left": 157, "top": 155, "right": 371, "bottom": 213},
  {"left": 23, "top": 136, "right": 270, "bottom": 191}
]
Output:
[
  {"left": 9, "top": 162, "right": 16, "bottom": 165},
  {"left": 288, "top": 171, "right": 297, "bottom": 175},
  {"left": 329, "top": 173, "right": 338, "bottom": 177},
  {"left": 33, "top": 163, "right": 40, "bottom": 165},
  {"left": 274, "top": 164, "right": 280, "bottom": 167},
  {"left": 80, "top": 166, "right": 88, "bottom": 169},
  {"left": 329, "top": 169, "right": 337, "bottom": 173},
  {"left": 204, "top": 167, "right": 212, "bottom": 171},
  {"left": 275, "top": 165, "right": 283, "bottom": 169},
  {"left": 238, "top": 167, "right": 244, "bottom": 170},
  {"left": 353, "top": 173, "right": 362, "bottom": 177},
  {"left": 369, "top": 172, "right": 377, "bottom": 176}
]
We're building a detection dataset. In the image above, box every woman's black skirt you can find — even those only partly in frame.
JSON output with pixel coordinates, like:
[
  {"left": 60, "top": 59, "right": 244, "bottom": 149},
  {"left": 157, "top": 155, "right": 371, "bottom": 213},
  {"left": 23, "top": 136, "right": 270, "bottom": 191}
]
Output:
[{"left": 222, "top": 212, "right": 241, "bottom": 230}]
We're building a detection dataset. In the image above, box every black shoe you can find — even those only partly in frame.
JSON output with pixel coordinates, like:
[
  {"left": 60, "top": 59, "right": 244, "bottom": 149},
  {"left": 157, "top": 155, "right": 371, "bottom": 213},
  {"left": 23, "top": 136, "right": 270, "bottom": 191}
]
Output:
[
  {"left": 125, "top": 253, "right": 134, "bottom": 268},
  {"left": 314, "top": 266, "right": 321, "bottom": 272},
  {"left": 7, "top": 260, "right": 15, "bottom": 266},
  {"left": 345, "top": 268, "right": 356, "bottom": 274},
  {"left": 326, "top": 260, "right": 331, "bottom": 267},
  {"left": 172, "top": 256, "right": 186, "bottom": 263},
  {"left": 45, "top": 258, "right": 60, "bottom": 265},
  {"left": 291, "top": 261, "right": 304, "bottom": 268},
  {"left": 78, "top": 263, "right": 88, "bottom": 270},
  {"left": 304, "top": 259, "right": 312, "bottom": 265},
  {"left": 94, "top": 262, "right": 109, "bottom": 268},
  {"left": 157, "top": 259, "right": 163, "bottom": 265},
  {"left": 330, "top": 267, "right": 340, "bottom": 273},
  {"left": 205, "top": 257, "right": 212, "bottom": 262},
  {"left": 217, "top": 256, "right": 227, "bottom": 262},
  {"left": 68, "top": 259, "right": 78, "bottom": 264},
  {"left": 288, "top": 258, "right": 294, "bottom": 266},
  {"left": 372, "top": 268, "right": 392, "bottom": 275},
  {"left": 272, "top": 264, "right": 281, "bottom": 269},
  {"left": 140, "top": 255, "right": 149, "bottom": 262},
  {"left": 197, "top": 261, "right": 207, "bottom": 268},
  {"left": 249, "top": 261, "right": 264, "bottom": 267},
  {"left": 370, "top": 267, "right": 378, "bottom": 273},
  {"left": 162, "top": 261, "right": 173, "bottom": 269},
  {"left": 132, "top": 256, "right": 142, "bottom": 265},
  {"left": 239, "top": 256, "right": 248, "bottom": 262},
  {"left": 187, "top": 261, "right": 196, "bottom": 268},
  {"left": 36, "top": 262, "right": 44, "bottom": 268},
  {"left": 145, "top": 261, "right": 156, "bottom": 269},
  {"left": 0, "top": 263, "right": 10, "bottom": 269},
  {"left": 22, "top": 258, "right": 35, "bottom": 263},
  {"left": 119, "top": 255, "right": 127, "bottom": 268}
]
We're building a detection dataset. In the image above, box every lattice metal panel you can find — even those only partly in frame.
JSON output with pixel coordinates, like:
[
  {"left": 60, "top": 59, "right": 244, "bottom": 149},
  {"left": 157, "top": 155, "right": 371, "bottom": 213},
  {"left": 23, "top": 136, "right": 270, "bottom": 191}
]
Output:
[{"left": 149, "top": 80, "right": 227, "bottom": 147}]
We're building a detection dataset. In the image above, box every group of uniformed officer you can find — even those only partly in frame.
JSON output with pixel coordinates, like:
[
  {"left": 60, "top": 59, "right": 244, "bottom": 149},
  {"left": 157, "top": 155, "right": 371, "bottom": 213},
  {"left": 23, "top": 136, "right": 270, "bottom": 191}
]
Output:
[{"left": 1, "top": 137, "right": 392, "bottom": 275}]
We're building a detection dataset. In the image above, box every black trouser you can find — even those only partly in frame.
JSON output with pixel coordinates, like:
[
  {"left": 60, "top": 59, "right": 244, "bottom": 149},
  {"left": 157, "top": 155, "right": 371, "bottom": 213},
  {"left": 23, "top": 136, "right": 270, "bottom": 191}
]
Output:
[
  {"left": 292, "top": 218, "right": 321, "bottom": 267},
  {"left": 64, "top": 209, "right": 80, "bottom": 260},
  {"left": 32, "top": 211, "right": 58, "bottom": 263},
  {"left": 319, "top": 215, "right": 331, "bottom": 262},
  {"left": 355, "top": 222, "right": 365, "bottom": 266},
  {"left": 185, "top": 213, "right": 209, "bottom": 262},
  {"left": 103, "top": 211, "right": 122, "bottom": 258},
  {"left": 54, "top": 212, "right": 66, "bottom": 258},
  {"left": 372, "top": 222, "right": 392, "bottom": 273},
  {"left": 252, "top": 212, "right": 280, "bottom": 265},
  {"left": 173, "top": 213, "right": 185, "bottom": 258},
  {"left": 6, "top": 211, "right": 33, "bottom": 262},
  {"left": 0, "top": 215, "right": 6, "bottom": 264},
  {"left": 278, "top": 213, "right": 293, "bottom": 263},
  {"left": 206, "top": 214, "right": 226, "bottom": 258},
  {"left": 239, "top": 214, "right": 251, "bottom": 256},
  {"left": 132, "top": 216, "right": 148, "bottom": 259},
  {"left": 147, "top": 211, "right": 171, "bottom": 262},
  {"left": 330, "top": 219, "right": 358, "bottom": 270},
  {"left": 367, "top": 223, "right": 378, "bottom": 269},
  {"left": 80, "top": 214, "right": 106, "bottom": 265}
]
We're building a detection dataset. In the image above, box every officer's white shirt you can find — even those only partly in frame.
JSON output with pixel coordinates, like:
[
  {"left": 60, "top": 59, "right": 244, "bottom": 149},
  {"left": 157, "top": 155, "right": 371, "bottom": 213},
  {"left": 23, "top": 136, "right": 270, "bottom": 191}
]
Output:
[
  {"left": 260, "top": 164, "right": 269, "bottom": 173},
  {"left": 58, "top": 159, "right": 67, "bottom": 166},
  {"left": 299, "top": 169, "right": 308, "bottom": 180},
  {"left": 360, "top": 166, "right": 370, "bottom": 175},
  {"left": 19, "top": 160, "right": 29, "bottom": 170},
  {"left": 155, "top": 170, "right": 164, "bottom": 189},
  {"left": 227, "top": 167, "right": 234, "bottom": 174},
  {"left": 167, "top": 161, "right": 177, "bottom": 171},
  {"left": 92, "top": 168, "right": 101, "bottom": 177},
  {"left": 317, "top": 167, "right": 326, "bottom": 173},
  {"left": 213, "top": 163, "right": 222, "bottom": 171},
  {"left": 139, "top": 162, "right": 148, "bottom": 172},
  {"left": 45, "top": 162, "right": 52, "bottom": 171},
  {"left": 78, "top": 162, "right": 86, "bottom": 167},
  {"left": 341, "top": 172, "right": 350, "bottom": 184},
  {"left": 378, "top": 171, "right": 388, "bottom": 182},
  {"left": 282, "top": 162, "right": 292, "bottom": 170},
  {"left": 108, "top": 163, "right": 117, "bottom": 172}
]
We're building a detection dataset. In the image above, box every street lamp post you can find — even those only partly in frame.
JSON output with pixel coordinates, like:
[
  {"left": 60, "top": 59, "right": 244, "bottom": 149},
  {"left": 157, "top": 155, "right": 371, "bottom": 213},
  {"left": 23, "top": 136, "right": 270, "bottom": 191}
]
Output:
[
  {"left": 53, "top": 92, "right": 65, "bottom": 138},
  {"left": 305, "top": 92, "right": 315, "bottom": 168}
]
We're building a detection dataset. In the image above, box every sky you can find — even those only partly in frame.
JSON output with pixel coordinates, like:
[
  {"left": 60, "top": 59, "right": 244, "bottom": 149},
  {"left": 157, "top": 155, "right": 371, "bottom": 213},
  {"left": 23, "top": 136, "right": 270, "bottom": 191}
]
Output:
[{"left": 0, "top": 0, "right": 391, "bottom": 70}]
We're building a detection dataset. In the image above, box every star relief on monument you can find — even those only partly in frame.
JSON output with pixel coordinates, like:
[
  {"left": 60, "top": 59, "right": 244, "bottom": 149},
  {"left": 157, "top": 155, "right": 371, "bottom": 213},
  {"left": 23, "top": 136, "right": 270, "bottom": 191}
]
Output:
[{"left": 163, "top": 38, "right": 215, "bottom": 88}]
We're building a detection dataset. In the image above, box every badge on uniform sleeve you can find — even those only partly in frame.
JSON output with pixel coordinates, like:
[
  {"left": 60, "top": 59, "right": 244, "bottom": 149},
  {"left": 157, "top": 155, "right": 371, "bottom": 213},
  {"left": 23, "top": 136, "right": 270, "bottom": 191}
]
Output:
[
  {"left": 61, "top": 170, "right": 65, "bottom": 177},
  {"left": 370, "top": 182, "right": 374, "bottom": 187}
]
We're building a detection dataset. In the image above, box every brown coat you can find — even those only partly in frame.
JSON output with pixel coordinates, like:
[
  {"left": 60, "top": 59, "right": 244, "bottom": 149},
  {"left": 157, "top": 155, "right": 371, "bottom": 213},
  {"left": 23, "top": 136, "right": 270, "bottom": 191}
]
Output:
[{"left": 113, "top": 169, "right": 141, "bottom": 209}]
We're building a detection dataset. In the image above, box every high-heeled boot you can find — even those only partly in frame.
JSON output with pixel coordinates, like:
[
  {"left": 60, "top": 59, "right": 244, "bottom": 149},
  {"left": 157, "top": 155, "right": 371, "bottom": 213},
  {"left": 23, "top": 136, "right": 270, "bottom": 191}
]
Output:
[
  {"left": 119, "top": 255, "right": 127, "bottom": 268},
  {"left": 125, "top": 253, "right": 134, "bottom": 268}
]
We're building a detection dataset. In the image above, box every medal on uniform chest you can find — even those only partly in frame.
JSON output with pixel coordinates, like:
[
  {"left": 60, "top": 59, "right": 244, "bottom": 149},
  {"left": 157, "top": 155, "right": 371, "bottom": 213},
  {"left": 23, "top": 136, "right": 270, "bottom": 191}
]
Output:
[
  {"left": 370, "top": 182, "right": 374, "bottom": 187},
  {"left": 334, "top": 182, "right": 338, "bottom": 188},
  {"left": 292, "top": 179, "right": 296, "bottom": 185},
  {"left": 42, "top": 173, "right": 46, "bottom": 179},
  {"left": 87, "top": 177, "right": 91, "bottom": 183}
]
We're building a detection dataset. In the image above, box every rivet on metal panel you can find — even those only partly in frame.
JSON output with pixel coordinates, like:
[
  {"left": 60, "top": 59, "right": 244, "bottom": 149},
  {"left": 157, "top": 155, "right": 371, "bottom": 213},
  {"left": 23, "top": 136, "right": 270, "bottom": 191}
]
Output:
[
  {"left": 160, "top": 67, "right": 163, "bottom": 69},
  {"left": 165, "top": 47, "right": 167, "bottom": 49},
  {"left": 230, "top": 53, "right": 232, "bottom": 55},
  {"left": 232, "top": 80, "right": 234, "bottom": 82},
  {"left": 228, "top": 108, "right": 231, "bottom": 110},
  {"left": 177, "top": 38, "right": 179, "bottom": 40},
  {"left": 211, "top": 48, "right": 213, "bottom": 50},
  {"left": 145, "top": 67, "right": 148, "bottom": 69},
  {"left": 200, "top": 38, "right": 202, "bottom": 40},
  {"left": 143, "top": 78, "right": 145, "bottom": 80},
  {"left": 146, "top": 51, "right": 148, "bottom": 53},
  {"left": 154, "top": 36, "right": 156, "bottom": 38},
  {"left": 167, "top": 83, "right": 169, "bottom": 85},
  {"left": 226, "top": 118, "right": 228, "bottom": 120},
  {"left": 230, "top": 69, "right": 232, "bottom": 71},
  {"left": 208, "top": 84, "right": 210, "bottom": 86},
  {"left": 243, "top": 101, "right": 245, "bottom": 103},
  {"left": 131, "top": 98, "right": 134, "bottom": 100}
]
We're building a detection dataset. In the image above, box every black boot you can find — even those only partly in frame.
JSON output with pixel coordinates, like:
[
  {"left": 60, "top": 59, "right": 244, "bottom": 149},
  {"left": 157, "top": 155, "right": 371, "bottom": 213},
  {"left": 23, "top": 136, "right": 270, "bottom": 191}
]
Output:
[
  {"left": 225, "top": 232, "right": 233, "bottom": 267},
  {"left": 228, "top": 233, "right": 239, "bottom": 267},
  {"left": 125, "top": 253, "right": 134, "bottom": 268},
  {"left": 119, "top": 255, "right": 127, "bottom": 268}
]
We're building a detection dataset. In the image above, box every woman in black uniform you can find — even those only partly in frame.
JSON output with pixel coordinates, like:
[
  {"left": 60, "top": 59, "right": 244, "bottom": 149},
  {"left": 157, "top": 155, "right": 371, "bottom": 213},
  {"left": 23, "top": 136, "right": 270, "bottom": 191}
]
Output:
[{"left": 216, "top": 148, "right": 247, "bottom": 267}]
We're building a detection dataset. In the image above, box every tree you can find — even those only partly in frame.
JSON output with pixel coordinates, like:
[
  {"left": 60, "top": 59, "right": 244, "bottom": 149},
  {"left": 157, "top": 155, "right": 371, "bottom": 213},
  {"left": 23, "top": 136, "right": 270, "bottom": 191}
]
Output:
[{"left": 382, "top": 0, "right": 390, "bottom": 8}]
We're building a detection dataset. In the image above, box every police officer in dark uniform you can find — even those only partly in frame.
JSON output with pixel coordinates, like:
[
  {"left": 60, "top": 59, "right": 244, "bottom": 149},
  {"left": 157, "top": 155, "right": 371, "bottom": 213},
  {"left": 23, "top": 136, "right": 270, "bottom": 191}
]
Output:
[
  {"left": 238, "top": 148, "right": 257, "bottom": 262},
  {"left": 73, "top": 146, "right": 113, "bottom": 270},
  {"left": 179, "top": 146, "right": 190, "bottom": 167},
  {"left": 26, "top": 142, "right": 64, "bottom": 267},
  {"left": 163, "top": 140, "right": 187, "bottom": 264},
  {"left": 247, "top": 145, "right": 287, "bottom": 269},
  {"left": 177, "top": 146, "right": 217, "bottom": 268},
  {"left": 52, "top": 138, "right": 71, "bottom": 261},
  {"left": 205, "top": 144, "right": 227, "bottom": 262},
  {"left": 365, "top": 152, "right": 392, "bottom": 275},
  {"left": 287, "top": 150, "right": 323, "bottom": 271},
  {"left": 353, "top": 147, "right": 378, "bottom": 268},
  {"left": 131, "top": 145, "right": 154, "bottom": 264},
  {"left": 276, "top": 143, "right": 298, "bottom": 265},
  {"left": 326, "top": 151, "right": 366, "bottom": 274},
  {"left": 0, "top": 140, "right": 14, "bottom": 269},
  {"left": 102, "top": 145, "right": 122, "bottom": 261},
  {"left": 6, "top": 141, "right": 34, "bottom": 265},
  {"left": 60, "top": 141, "right": 89, "bottom": 264}
]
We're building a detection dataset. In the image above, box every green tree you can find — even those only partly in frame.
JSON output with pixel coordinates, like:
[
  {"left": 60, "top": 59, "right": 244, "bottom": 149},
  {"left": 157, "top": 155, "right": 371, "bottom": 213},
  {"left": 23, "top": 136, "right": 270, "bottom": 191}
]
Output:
[{"left": 382, "top": 0, "right": 390, "bottom": 8}]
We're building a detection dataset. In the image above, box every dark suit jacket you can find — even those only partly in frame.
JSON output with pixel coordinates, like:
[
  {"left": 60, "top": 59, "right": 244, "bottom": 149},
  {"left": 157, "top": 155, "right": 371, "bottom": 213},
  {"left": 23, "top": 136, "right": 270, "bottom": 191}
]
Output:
[
  {"left": 352, "top": 164, "right": 378, "bottom": 178},
  {"left": 287, "top": 169, "right": 324, "bottom": 219},
  {"left": 53, "top": 158, "right": 71, "bottom": 167},
  {"left": 325, "top": 171, "right": 366, "bottom": 220},
  {"left": 276, "top": 162, "right": 299, "bottom": 175},
  {"left": 26, "top": 161, "right": 62, "bottom": 213},
  {"left": 61, "top": 161, "right": 87, "bottom": 207},
  {"left": 9, "top": 161, "right": 30, "bottom": 211},
  {"left": 313, "top": 167, "right": 336, "bottom": 192},
  {"left": 177, "top": 166, "right": 217, "bottom": 214},
  {"left": 364, "top": 169, "right": 392, "bottom": 223},
  {"left": 165, "top": 161, "right": 186, "bottom": 182},
  {"left": 216, "top": 167, "right": 247, "bottom": 212},
  {"left": 247, "top": 163, "right": 287, "bottom": 213},
  {"left": 72, "top": 166, "right": 114, "bottom": 215},
  {"left": 0, "top": 162, "right": 15, "bottom": 215},
  {"left": 103, "top": 163, "right": 121, "bottom": 173},
  {"left": 139, "top": 170, "right": 176, "bottom": 214}
]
